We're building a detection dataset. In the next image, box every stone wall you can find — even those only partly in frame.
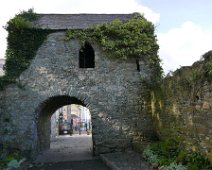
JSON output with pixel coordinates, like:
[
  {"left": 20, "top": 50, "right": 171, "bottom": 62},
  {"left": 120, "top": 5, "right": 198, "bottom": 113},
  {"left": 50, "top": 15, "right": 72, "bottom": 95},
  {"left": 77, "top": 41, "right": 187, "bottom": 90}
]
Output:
[
  {"left": 0, "top": 32, "right": 155, "bottom": 157},
  {"left": 151, "top": 52, "right": 212, "bottom": 161},
  {"left": 51, "top": 110, "right": 59, "bottom": 138}
]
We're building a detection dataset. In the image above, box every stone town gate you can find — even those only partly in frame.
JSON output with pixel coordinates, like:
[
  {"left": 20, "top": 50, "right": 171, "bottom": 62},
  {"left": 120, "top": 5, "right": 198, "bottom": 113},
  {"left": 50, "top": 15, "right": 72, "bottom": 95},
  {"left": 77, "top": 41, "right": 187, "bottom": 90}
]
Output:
[{"left": 0, "top": 14, "right": 156, "bottom": 157}]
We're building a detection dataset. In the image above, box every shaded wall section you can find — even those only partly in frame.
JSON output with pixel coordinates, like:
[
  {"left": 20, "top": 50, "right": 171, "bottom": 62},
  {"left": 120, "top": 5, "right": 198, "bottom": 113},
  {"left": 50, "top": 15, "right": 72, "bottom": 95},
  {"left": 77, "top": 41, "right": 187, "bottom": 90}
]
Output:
[{"left": 151, "top": 51, "right": 212, "bottom": 161}]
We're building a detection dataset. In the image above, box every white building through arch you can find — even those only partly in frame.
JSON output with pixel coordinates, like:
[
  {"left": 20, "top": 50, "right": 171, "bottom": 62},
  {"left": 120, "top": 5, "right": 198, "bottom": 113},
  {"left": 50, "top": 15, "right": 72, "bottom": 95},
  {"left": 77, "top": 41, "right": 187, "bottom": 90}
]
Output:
[{"left": 51, "top": 104, "right": 91, "bottom": 138}]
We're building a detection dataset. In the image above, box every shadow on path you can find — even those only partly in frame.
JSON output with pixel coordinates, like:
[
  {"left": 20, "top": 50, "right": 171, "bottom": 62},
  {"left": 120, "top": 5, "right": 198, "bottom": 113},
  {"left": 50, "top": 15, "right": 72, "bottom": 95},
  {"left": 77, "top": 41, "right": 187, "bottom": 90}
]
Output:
[
  {"left": 30, "top": 159, "right": 110, "bottom": 170},
  {"left": 29, "top": 134, "right": 110, "bottom": 169},
  {"left": 35, "top": 134, "right": 93, "bottom": 162}
]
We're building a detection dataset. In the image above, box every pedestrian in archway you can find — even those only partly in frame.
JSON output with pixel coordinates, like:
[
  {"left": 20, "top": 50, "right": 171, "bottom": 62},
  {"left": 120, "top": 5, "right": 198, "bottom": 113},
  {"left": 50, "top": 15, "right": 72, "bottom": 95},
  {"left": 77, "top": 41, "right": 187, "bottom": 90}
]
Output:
[
  {"left": 69, "top": 118, "right": 73, "bottom": 135},
  {"left": 79, "top": 126, "right": 81, "bottom": 135}
]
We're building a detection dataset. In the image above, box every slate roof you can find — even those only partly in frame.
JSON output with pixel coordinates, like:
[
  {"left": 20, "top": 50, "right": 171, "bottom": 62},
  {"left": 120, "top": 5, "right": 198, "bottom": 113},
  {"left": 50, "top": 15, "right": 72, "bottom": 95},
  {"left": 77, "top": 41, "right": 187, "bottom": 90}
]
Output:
[{"left": 33, "top": 14, "right": 134, "bottom": 30}]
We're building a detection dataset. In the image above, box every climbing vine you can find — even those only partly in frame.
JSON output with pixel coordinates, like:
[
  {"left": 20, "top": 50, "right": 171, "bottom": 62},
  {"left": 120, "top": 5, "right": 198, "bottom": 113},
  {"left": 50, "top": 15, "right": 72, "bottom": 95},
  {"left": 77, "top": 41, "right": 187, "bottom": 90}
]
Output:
[
  {"left": 0, "top": 9, "right": 53, "bottom": 90},
  {"left": 66, "top": 14, "right": 163, "bottom": 81},
  {"left": 1, "top": 11, "right": 163, "bottom": 89}
]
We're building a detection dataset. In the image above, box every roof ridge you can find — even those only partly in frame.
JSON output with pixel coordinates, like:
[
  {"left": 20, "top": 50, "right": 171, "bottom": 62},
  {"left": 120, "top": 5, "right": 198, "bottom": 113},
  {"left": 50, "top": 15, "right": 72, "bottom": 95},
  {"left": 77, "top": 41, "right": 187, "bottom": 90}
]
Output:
[{"left": 33, "top": 13, "right": 135, "bottom": 30}]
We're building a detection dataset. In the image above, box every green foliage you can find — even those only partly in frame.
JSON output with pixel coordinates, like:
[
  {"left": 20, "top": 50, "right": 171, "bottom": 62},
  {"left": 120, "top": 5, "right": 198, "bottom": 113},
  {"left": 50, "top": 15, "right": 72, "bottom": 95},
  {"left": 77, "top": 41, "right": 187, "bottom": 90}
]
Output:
[
  {"left": 143, "top": 147, "right": 160, "bottom": 165},
  {"left": 176, "top": 150, "right": 188, "bottom": 164},
  {"left": 5, "top": 8, "right": 38, "bottom": 31},
  {"left": 164, "top": 162, "right": 187, "bottom": 170},
  {"left": 189, "top": 69, "right": 202, "bottom": 82},
  {"left": 7, "top": 16, "right": 33, "bottom": 30},
  {"left": 173, "top": 51, "right": 212, "bottom": 94},
  {"left": 146, "top": 137, "right": 182, "bottom": 166},
  {"left": 0, "top": 148, "right": 22, "bottom": 169},
  {"left": 142, "top": 137, "right": 211, "bottom": 169},
  {"left": 92, "top": 17, "right": 158, "bottom": 59},
  {"left": 4, "top": 28, "right": 50, "bottom": 78},
  {"left": 202, "top": 50, "right": 212, "bottom": 80},
  {"left": 0, "top": 162, "right": 4, "bottom": 169},
  {"left": 187, "top": 152, "right": 210, "bottom": 170},
  {"left": 18, "top": 8, "right": 38, "bottom": 22},
  {"left": 7, "top": 159, "right": 20, "bottom": 168},
  {"left": 0, "top": 9, "right": 52, "bottom": 90},
  {"left": 66, "top": 14, "right": 163, "bottom": 80},
  {"left": 1, "top": 12, "right": 163, "bottom": 90},
  {"left": 150, "top": 138, "right": 181, "bottom": 160},
  {"left": 205, "top": 62, "right": 212, "bottom": 79}
]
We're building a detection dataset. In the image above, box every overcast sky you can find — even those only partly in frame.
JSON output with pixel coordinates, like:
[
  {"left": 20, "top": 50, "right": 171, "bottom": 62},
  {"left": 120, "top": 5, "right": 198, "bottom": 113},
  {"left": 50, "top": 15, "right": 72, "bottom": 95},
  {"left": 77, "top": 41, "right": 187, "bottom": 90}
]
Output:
[{"left": 0, "top": 0, "right": 212, "bottom": 74}]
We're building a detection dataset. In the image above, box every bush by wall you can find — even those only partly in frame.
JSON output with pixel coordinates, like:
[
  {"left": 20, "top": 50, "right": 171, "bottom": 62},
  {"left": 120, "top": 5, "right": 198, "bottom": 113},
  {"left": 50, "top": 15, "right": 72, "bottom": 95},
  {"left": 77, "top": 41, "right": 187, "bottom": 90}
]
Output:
[{"left": 143, "top": 137, "right": 211, "bottom": 169}]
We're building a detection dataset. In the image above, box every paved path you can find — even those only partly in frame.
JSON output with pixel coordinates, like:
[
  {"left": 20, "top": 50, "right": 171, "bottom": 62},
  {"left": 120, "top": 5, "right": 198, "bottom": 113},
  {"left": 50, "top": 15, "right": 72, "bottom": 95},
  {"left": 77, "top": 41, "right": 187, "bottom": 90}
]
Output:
[
  {"left": 101, "top": 151, "right": 152, "bottom": 170},
  {"left": 23, "top": 134, "right": 152, "bottom": 170},
  {"left": 28, "top": 134, "right": 110, "bottom": 170},
  {"left": 35, "top": 134, "right": 93, "bottom": 162},
  {"left": 29, "top": 160, "right": 110, "bottom": 170}
]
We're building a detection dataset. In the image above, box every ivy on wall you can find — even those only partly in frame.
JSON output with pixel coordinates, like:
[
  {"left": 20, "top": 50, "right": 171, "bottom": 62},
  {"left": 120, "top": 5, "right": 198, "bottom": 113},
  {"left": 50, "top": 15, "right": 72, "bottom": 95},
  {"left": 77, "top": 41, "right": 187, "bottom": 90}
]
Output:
[
  {"left": 0, "top": 9, "right": 52, "bottom": 90},
  {"left": 1, "top": 10, "right": 163, "bottom": 90},
  {"left": 66, "top": 14, "right": 163, "bottom": 82}
]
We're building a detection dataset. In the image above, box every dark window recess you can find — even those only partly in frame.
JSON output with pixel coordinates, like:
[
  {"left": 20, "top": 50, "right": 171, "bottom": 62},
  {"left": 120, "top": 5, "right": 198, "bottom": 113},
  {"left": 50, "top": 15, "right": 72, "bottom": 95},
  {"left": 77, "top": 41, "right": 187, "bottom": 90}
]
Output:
[
  {"left": 136, "top": 59, "right": 140, "bottom": 71},
  {"left": 79, "top": 41, "right": 95, "bottom": 68},
  {"left": 196, "top": 95, "right": 200, "bottom": 101}
]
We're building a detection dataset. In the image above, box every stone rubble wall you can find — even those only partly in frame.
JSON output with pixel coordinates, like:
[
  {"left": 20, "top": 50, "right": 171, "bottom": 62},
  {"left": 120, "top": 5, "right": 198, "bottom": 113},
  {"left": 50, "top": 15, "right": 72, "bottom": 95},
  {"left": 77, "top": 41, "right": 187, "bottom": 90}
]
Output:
[
  {"left": 151, "top": 55, "right": 212, "bottom": 161},
  {"left": 0, "top": 32, "right": 154, "bottom": 157}
]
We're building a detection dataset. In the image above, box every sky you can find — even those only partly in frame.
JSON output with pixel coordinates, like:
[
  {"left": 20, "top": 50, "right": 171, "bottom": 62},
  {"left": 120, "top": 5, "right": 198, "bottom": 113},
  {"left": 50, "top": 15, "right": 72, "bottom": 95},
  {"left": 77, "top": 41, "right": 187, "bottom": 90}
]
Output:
[{"left": 0, "top": 0, "right": 212, "bottom": 74}]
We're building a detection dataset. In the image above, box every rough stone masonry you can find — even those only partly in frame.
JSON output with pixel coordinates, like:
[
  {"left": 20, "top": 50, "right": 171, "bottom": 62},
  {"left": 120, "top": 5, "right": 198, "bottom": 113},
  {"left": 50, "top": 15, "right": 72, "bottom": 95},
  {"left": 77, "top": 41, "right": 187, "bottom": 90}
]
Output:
[{"left": 0, "top": 14, "right": 156, "bottom": 157}]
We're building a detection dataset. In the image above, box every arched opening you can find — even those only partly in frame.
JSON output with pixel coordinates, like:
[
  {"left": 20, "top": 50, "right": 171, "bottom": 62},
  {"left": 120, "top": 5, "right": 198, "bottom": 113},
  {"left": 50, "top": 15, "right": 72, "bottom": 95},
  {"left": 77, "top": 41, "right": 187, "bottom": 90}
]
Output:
[
  {"left": 36, "top": 96, "right": 93, "bottom": 161},
  {"left": 79, "top": 41, "right": 95, "bottom": 68},
  {"left": 51, "top": 105, "right": 91, "bottom": 137}
]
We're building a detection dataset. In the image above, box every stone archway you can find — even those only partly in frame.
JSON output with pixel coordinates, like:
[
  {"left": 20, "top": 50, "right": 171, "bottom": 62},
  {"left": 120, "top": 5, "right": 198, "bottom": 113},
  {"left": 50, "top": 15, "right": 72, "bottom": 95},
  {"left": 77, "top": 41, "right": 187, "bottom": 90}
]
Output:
[
  {"left": 36, "top": 95, "right": 92, "bottom": 153},
  {"left": 0, "top": 32, "right": 154, "bottom": 158}
]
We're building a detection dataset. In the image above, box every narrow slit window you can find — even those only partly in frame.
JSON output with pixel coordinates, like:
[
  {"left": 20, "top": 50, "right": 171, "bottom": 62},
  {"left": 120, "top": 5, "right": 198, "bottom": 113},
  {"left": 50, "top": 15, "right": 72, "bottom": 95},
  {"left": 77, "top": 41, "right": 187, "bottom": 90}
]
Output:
[
  {"left": 136, "top": 59, "right": 140, "bottom": 71},
  {"left": 79, "top": 41, "right": 95, "bottom": 68}
]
